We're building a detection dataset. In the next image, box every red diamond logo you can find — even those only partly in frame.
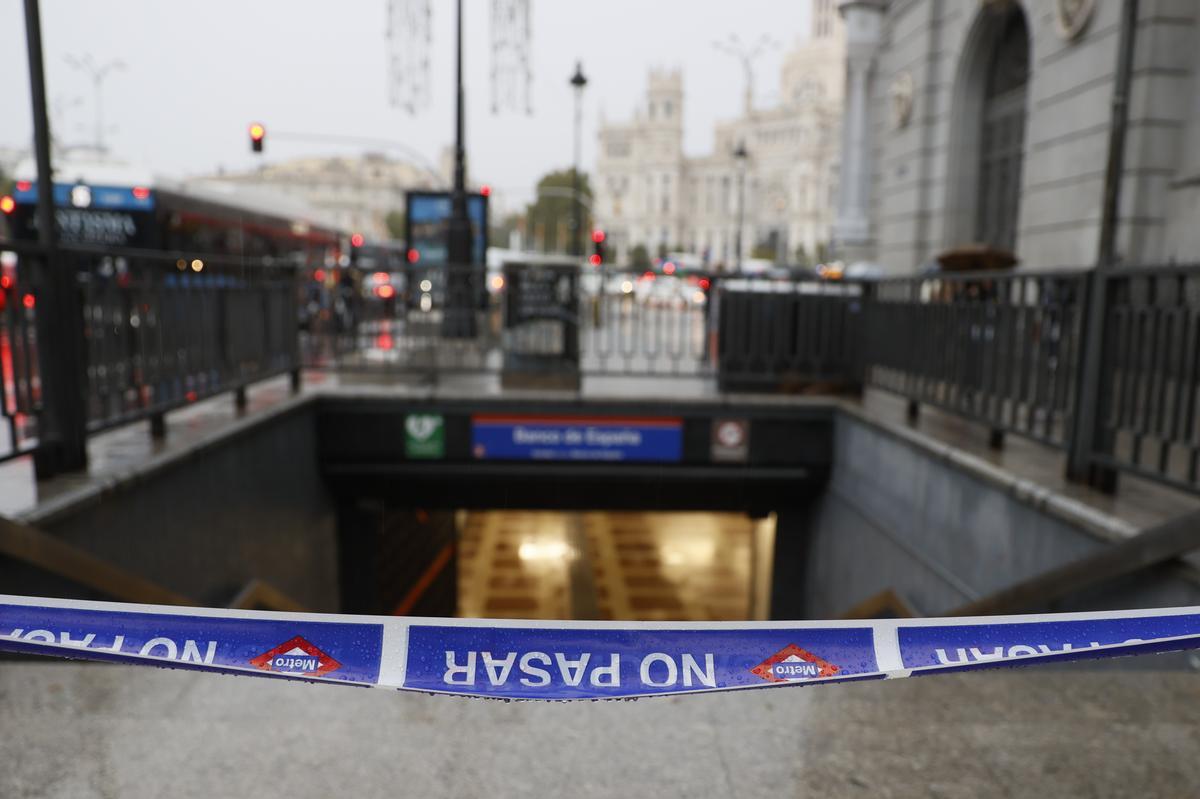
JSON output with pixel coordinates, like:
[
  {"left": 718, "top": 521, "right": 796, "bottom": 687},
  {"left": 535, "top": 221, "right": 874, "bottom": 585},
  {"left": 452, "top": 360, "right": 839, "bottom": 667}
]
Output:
[
  {"left": 249, "top": 636, "right": 341, "bottom": 677},
  {"left": 751, "top": 644, "right": 839, "bottom": 683}
]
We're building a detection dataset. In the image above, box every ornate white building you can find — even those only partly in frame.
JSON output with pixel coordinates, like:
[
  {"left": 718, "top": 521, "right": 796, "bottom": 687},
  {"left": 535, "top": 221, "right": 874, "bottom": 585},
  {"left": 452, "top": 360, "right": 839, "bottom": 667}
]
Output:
[
  {"left": 835, "top": 0, "right": 1200, "bottom": 272},
  {"left": 594, "top": 0, "right": 845, "bottom": 268}
]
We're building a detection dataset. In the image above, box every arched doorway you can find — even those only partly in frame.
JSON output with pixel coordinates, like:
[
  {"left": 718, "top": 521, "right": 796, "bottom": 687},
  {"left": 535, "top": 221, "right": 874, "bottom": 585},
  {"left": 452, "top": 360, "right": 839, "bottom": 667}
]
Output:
[
  {"left": 945, "top": 3, "right": 1032, "bottom": 254},
  {"left": 976, "top": 7, "right": 1030, "bottom": 251}
]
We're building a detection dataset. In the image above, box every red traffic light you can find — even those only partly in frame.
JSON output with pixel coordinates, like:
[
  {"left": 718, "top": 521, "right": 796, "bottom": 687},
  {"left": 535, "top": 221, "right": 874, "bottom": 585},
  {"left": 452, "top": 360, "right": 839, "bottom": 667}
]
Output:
[
  {"left": 407, "top": 248, "right": 420, "bottom": 263},
  {"left": 350, "top": 233, "right": 365, "bottom": 248},
  {"left": 249, "top": 122, "right": 265, "bottom": 153},
  {"left": 588, "top": 254, "right": 602, "bottom": 267},
  {"left": 479, "top": 184, "right": 492, "bottom": 197},
  {"left": 591, "top": 229, "right": 605, "bottom": 244}
]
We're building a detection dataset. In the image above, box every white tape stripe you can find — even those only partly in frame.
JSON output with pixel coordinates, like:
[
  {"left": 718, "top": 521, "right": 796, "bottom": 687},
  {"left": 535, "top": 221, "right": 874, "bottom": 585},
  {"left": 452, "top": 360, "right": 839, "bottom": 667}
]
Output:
[
  {"left": 378, "top": 620, "right": 408, "bottom": 688},
  {"left": 870, "top": 622, "right": 907, "bottom": 677}
]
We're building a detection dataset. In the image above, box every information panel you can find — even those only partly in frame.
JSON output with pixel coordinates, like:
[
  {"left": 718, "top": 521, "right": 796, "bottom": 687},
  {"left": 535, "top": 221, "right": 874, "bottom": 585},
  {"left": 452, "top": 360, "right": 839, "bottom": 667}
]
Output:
[
  {"left": 404, "top": 191, "right": 488, "bottom": 265},
  {"left": 471, "top": 415, "right": 683, "bottom": 463}
]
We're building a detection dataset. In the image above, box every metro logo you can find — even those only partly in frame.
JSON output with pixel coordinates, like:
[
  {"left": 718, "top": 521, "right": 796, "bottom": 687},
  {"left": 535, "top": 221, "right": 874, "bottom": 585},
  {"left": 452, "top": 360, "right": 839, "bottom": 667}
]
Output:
[
  {"left": 751, "top": 644, "right": 839, "bottom": 683},
  {"left": 249, "top": 636, "right": 341, "bottom": 677}
]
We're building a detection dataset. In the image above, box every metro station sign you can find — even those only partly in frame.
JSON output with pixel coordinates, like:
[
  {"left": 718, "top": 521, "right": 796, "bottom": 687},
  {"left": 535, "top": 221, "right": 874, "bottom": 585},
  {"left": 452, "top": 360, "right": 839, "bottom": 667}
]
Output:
[{"left": 470, "top": 415, "right": 683, "bottom": 463}]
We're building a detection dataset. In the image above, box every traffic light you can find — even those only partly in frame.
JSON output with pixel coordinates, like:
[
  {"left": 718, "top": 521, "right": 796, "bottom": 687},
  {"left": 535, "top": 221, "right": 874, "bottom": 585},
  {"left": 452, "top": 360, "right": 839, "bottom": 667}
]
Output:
[
  {"left": 249, "top": 122, "right": 265, "bottom": 153},
  {"left": 349, "top": 232, "right": 363, "bottom": 267},
  {"left": 590, "top": 229, "right": 605, "bottom": 267}
]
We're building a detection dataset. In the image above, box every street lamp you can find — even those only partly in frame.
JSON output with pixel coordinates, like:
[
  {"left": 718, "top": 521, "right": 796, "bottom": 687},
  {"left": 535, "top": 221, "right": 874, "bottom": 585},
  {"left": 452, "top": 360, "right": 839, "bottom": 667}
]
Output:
[
  {"left": 63, "top": 54, "right": 125, "bottom": 153},
  {"left": 569, "top": 61, "right": 588, "bottom": 258},
  {"left": 733, "top": 140, "right": 749, "bottom": 272},
  {"left": 713, "top": 35, "right": 777, "bottom": 116}
]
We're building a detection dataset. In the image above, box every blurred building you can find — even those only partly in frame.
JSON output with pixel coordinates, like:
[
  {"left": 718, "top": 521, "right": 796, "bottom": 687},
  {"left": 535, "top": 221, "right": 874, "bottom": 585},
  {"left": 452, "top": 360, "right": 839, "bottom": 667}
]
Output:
[
  {"left": 194, "top": 153, "right": 442, "bottom": 242},
  {"left": 836, "top": 0, "right": 1200, "bottom": 273},
  {"left": 0, "top": 146, "right": 24, "bottom": 180},
  {"left": 593, "top": 0, "right": 845, "bottom": 268}
]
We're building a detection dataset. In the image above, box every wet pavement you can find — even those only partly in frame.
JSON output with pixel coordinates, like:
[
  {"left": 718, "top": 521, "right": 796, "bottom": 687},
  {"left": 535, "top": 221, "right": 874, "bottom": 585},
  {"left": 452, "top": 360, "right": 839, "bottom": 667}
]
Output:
[{"left": 0, "top": 660, "right": 1196, "bottom": 798}]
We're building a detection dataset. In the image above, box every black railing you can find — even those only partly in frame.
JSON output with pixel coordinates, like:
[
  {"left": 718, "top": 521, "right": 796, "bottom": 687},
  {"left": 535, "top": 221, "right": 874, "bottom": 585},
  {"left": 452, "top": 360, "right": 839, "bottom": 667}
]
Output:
[
  {"left": 0, "top": 240, "right": 300, "bottom": 464},
  {"left": 863, "top": 270, "right": 1085, "bottom": 448},
  {"left": 303, "top": 264, "right": 724, "bottom": 380},
  {"left": 717, "top": 279, "right": 863, "bottom": 391},
  {"left": 1087, "top": 264, "right": 1200, "bottom": 492},
  {"left": 8, "top": 236, "right": 1200, "bottom": 499}
]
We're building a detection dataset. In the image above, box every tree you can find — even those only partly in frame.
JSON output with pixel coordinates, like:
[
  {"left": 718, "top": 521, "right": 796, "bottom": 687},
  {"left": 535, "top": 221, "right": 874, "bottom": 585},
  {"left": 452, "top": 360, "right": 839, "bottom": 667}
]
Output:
[
  {"left": 751, "top": 243, "right": 776, "bottom": 261},
  {"left": 794, "top": 244, "right": 810, "bottom": 267},
  {"left": 524, "top": 168, "right": 592, "bottom": 254},
  {"left": 629, "top": 244, "right": 650, "bottom": 270},
  {"left": 490, "top": 213, "right": 522, "bottom": 250},
  {"left": 385, "top": 209, "right": 405, "bottom": 241}
]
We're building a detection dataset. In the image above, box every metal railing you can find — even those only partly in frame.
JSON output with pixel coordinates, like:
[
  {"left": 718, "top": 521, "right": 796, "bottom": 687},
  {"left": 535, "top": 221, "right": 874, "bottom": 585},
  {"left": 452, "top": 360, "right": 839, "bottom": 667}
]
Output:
[
  {"left": 0, "top": 240, "right": 301, "bottom": 464},
  {"left": 10, "top": 236, "right": 1200, "bottom": 500},
  {"left": 303, "top": 264, "right": 727, "bottom": 380},
  {"left": 717, "top": 279, "right": 864, "bottom": 391},
  {"left": 863, "top": 270, "right": 1085, "bottom": 448},
  {"left": 1088, "top": 264, "right": 1200, "bottom": 492}
]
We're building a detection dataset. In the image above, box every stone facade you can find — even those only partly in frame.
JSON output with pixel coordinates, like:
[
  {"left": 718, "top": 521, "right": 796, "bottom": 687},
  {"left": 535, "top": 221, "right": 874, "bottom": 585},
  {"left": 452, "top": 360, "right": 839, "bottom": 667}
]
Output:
[
  {"left": 836, "top": 0, "right": 1200, "bottom": 273},
  {"left": 196, "top": 153, "right": 441, "bottom": 241},
  {"left": 594, "top": 0, "right": 845, "bottom": 269}
]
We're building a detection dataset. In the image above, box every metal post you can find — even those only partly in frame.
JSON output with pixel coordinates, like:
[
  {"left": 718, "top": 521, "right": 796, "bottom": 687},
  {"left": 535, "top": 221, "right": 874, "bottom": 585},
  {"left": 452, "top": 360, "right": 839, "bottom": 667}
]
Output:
[
  {"left": 1065, "top": 0, "right": 1138, "bottom": 491},
  {"left": 734, "top": 141, "right": 748, "bottom": 272},
  {"left": 25, "top": 0, "right": 88, "bottom": 478},
  {"left": 443, "top": 0, "right": 475, "bottom": 338},
  {"left": 569, "top": 62, "right": 588, "bottom": 257}
]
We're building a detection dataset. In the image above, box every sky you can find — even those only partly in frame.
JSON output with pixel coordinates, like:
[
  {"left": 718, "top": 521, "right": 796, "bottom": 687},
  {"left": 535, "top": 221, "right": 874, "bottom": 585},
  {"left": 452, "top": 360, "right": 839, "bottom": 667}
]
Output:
[{"left": 0, "top": 0, "right": 813, "bottom": 211}]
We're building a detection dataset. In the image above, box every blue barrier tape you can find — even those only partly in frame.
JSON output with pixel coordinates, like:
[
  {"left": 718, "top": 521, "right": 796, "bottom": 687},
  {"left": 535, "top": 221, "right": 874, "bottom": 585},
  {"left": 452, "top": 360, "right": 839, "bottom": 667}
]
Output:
[{"left": 2, "top": 595, "right": 1199, "bottom": 700}]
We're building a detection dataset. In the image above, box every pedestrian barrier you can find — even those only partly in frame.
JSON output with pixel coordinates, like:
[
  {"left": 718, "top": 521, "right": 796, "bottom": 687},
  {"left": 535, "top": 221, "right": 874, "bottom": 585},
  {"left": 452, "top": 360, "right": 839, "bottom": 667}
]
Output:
[{"left": 2, "top": 594, "right": 1198, "bottom": 700}]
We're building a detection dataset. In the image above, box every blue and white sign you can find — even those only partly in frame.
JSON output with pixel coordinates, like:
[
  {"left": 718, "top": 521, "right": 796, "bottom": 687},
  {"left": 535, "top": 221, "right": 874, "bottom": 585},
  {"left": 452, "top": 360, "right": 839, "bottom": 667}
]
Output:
[
  {"left": 403, "top": 624, "right": 876, "bottom": 699},
  {"left": 898, "top": 613, "right": 1200, "bottom": 669},
  {"left": 13, "top": 182, "right": 155, "bottom": 212},
  {"left": 4, "top": 596, "right": 1200, "bottom": 700},
  {"left": 0, "top": 602, "right": 383, "bottom": 684},
  {"left": 471, "top": 415, "right": 683, "bottom": 463}
]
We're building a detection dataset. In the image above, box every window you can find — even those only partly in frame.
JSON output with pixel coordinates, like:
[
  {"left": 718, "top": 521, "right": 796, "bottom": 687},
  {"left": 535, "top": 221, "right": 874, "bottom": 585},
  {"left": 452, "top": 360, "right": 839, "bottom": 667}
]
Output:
[{"left": 975, "top": 6, "right": 1030, "bottom": 251}]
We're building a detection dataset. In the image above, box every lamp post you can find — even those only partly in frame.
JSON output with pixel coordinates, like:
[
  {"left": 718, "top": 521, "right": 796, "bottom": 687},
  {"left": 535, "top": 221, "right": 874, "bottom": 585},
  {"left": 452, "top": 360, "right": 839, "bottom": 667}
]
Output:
[
  {"left": 569, "top": 62, "right": 588, "bottom": 257},
  {"left": 443, "top": 0, "right": 475, "bottom": 337},
  {"left": 733, "top": 140, "right": 749, "bottom": 272},
  {"left": 63, "top": 54, "right": 125, "bottom": 153},
  {"left": 26, "top": 0, "right": 88, "bottom": 477}
]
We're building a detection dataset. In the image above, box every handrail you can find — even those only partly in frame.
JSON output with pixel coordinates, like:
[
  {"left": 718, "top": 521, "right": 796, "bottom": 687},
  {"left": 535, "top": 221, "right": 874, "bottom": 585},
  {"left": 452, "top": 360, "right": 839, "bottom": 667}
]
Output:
[
  {"left": 0, "top": 515, "right": 193, "bottom": 606},
  {"left": 950, "top": 509, "right": 1200, "bottom": 616},
  {"left": 228, "top": 579, "right": 308, "bottom": 612}
]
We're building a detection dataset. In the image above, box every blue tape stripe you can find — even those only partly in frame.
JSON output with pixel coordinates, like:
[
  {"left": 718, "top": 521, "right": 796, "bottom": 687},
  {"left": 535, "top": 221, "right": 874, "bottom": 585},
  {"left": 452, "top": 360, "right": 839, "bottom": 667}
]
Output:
[{"left": 2, "top": 595, "right": 1199, "bottom": 700}]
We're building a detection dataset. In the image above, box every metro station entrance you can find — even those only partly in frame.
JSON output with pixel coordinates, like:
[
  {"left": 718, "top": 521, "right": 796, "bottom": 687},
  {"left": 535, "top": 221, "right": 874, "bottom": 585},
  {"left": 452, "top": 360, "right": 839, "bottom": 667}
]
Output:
[
  {"left": 457, "top": 510, "right": 776, "bottom": 621},
  {"left": 320, "top": 395, "right": 825, "bottom": 623}
]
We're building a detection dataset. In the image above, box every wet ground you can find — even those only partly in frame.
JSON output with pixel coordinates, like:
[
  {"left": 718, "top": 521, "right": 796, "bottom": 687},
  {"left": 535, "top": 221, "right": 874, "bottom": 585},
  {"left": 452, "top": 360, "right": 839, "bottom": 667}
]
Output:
[{"left": 1, "top": 660, "right": 1197, "bottom": 798}]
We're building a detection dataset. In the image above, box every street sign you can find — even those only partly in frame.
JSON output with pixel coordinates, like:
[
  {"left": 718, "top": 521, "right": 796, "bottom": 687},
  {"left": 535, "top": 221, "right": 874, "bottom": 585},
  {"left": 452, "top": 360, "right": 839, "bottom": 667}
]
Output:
[
  {"left": 711, "top": 418, "right": 749, "bottom": 463},
  {"left": 471, "top": 415, "right": 682, "bottom": 463},
  {"left": 405, "top": 413, "right": 445, "bottom": 459}
]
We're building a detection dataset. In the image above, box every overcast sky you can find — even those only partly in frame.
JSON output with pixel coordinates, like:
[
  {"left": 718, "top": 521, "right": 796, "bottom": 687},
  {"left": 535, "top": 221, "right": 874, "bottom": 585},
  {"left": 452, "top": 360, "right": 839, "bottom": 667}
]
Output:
[{"left": 0, "top": 0, "right": 814, "bottom": 210}]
